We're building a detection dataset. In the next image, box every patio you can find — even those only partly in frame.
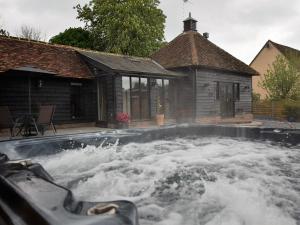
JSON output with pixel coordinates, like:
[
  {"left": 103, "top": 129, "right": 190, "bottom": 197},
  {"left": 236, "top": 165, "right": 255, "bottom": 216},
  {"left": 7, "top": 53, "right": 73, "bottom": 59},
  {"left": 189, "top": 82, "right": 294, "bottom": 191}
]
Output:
[{"left": 0, "top": 125, "right": 111, "bottom": 142}]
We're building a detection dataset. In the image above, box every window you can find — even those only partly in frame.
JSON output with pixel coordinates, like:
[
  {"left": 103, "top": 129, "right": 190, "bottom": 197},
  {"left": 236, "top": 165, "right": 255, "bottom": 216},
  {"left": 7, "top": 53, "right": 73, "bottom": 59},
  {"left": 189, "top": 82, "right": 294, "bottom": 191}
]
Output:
[
  {"left": 71, "top": 86, "right": 82, "bottom": 119},
  {"left": 140, "top": 78, "right": 150, "bottom": 119},
  {"left": 130, "top": 77, "right": 140, "bottom": 120},
  {"left": 215, "top": 82, "right": 220, "bottom": 100},
  {"left": 122, "top": 77, "right": 150, "bottom": 120},
  {"left": 156, "top": 79, "right": 164, "bottom": 113},
  {"left": 122, "top": 77, "right": 131, "bottom": 115},
  {"left": 233, "top": 83, "right": 240, "bottom": 101},
  {"left": 164, "top": 80, "right": 171, "bottom": 118},
  {"left": 153, "top": 79, "right": 172, "bottom": 118}
]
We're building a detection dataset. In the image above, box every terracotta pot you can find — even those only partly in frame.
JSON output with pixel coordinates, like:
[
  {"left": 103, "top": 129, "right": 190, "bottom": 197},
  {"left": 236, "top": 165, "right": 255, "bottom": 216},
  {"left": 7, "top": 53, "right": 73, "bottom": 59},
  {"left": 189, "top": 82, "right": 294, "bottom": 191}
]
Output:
[{"left": 156, "top": 114, "right": 165, "bottom": 126}]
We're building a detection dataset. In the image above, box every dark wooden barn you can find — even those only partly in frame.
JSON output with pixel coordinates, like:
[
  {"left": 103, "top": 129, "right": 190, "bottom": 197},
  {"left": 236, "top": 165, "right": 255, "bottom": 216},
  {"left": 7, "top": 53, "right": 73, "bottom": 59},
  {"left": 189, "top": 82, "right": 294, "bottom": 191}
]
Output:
[
  {"left": 152, "top": 13, "right": 258, "bottom": 123},
  {"left": 0, "top": 16, "right": 257, "bottom": 130},
  {"left": 0, "top": 36, "right": 182, "bottom": 128}
]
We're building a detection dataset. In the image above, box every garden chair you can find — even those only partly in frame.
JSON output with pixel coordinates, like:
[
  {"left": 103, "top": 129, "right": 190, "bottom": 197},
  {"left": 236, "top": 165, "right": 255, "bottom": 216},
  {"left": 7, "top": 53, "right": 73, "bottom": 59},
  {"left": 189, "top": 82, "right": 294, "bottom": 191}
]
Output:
[
  {"left": 0, "top": 106, "right": 22, "bottom": 137},
  {"left": 31, "top": 105, "right": 57, "bottom": 135}
]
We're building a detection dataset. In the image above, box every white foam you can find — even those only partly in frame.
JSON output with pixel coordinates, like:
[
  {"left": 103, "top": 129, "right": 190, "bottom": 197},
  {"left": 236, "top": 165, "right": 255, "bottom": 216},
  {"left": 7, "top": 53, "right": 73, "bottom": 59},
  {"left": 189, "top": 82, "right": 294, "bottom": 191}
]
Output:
[{"left": 34, "top": 137, "right": 300, "bottom": 225}]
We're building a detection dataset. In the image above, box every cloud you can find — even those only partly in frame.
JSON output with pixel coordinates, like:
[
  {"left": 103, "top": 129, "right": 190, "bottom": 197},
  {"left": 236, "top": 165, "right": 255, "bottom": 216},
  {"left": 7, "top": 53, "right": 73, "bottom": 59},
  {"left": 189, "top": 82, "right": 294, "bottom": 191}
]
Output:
[
  {"left": 0, "top": 0, "right": 299, "bottom": 63},
  {"left": 160, "top": 0, "right": 300, "bottom": 63},
  {"left": 0, "top": 0, "right": 88, "bottom": 39}
]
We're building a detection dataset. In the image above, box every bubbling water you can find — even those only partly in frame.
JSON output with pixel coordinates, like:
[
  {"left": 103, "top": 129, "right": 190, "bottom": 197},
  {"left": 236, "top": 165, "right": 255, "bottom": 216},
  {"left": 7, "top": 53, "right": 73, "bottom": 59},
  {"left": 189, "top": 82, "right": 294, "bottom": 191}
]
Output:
[{"left": 35, "top": 137, "right": 300, "bottom": 225}]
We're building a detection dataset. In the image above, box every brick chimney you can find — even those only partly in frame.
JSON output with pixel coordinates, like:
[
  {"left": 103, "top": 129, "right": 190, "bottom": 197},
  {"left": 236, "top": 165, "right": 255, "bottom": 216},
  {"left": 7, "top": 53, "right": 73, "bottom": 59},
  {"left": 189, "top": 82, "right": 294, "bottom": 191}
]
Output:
[{"left": 183, "top": 12, "right": 197, "bottom": 32}]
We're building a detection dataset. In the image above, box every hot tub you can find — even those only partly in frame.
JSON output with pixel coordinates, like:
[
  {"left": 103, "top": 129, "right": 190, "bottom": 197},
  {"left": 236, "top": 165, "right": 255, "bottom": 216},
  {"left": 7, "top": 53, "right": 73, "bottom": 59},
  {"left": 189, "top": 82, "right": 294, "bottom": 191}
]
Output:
[{"left": 0, "top": 125, "right": 299, "bottom": 225}]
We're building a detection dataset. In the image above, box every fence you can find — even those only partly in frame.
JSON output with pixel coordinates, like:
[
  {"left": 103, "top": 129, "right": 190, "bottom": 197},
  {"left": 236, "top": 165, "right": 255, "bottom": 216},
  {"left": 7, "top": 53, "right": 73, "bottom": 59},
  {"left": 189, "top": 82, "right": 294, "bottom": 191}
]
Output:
[{"left": 252, "top": 101, "right": 300, "bottom": 121}]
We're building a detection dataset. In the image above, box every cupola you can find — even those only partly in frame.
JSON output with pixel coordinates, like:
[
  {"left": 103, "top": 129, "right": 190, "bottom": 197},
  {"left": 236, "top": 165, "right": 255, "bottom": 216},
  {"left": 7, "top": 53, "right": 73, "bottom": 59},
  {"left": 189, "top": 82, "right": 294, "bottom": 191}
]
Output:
[{"left": 183, "top": 12, "right": 197, "bottom": 32}]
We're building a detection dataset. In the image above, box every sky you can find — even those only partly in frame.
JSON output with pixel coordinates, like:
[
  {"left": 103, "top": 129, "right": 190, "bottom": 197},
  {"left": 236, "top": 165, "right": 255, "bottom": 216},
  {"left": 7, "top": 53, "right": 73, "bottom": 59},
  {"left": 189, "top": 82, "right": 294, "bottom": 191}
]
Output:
[{"left": 0, "top": 0, "right": 300, "bottom": 64}]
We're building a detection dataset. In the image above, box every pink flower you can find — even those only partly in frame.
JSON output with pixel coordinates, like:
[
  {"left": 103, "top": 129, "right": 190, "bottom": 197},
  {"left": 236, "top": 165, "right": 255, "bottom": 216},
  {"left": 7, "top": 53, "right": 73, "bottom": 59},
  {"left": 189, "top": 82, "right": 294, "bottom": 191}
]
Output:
[{"left": 116, "top": 112, "right": 129, "bottom": 123}]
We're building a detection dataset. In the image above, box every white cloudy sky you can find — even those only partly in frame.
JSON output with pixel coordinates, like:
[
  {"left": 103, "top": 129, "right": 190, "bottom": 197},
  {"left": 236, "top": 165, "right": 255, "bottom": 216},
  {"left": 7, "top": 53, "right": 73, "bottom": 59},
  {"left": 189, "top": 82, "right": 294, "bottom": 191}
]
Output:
[{"left": 0, "top": 0, "right": 300, "bottom": 64}]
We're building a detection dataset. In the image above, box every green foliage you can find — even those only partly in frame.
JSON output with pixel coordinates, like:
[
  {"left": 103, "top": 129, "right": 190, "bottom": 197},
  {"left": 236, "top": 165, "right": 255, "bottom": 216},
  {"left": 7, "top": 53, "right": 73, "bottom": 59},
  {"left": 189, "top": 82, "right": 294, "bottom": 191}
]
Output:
[
  {"left": 283, "top": 100, "right": 300, "bottom": 121},
  {"left": 252, "top": 92, "right": 261, "bottom": 102},
  {"left": 49, "top": 27, "right": 93, "bottom": 49},
  {"left": 75, "top": 0, "right": 166, "bottom": 57},
  {"left": 259, "top": 55, "right": 300, "bottom": 100}
]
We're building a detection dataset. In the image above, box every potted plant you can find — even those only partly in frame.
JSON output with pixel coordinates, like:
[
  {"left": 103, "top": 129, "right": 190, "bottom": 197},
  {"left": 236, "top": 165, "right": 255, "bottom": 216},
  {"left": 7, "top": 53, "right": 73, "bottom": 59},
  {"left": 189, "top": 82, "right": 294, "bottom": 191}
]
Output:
[
  {"left": 156, "top": 98, "right": 164, "bottom": 126},
  {"left": 116, "top": 112, "right": 129, "bottom": 129}
]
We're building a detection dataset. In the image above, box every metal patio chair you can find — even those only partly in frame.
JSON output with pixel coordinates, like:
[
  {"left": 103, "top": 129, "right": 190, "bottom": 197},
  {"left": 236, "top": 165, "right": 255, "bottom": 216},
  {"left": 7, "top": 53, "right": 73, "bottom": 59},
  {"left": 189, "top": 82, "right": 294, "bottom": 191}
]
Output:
[
  {"left": 31, "top": 105, "right": 57, "bottom": 135},
  {"left": 0, "top": 106, "right": 22, "bottom": 137}
]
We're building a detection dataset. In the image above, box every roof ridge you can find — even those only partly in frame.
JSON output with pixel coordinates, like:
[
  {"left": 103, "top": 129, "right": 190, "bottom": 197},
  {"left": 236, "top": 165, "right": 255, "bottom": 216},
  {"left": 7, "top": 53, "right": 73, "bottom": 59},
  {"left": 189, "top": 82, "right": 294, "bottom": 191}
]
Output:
[
  {"left": 151, "top": 31, "right": 194, "bottom": 56},
  {"left": 194, "top": 32, "right": 255, "bottom": 72},
  {"left": 152, "top": 30, "right": 257, "bottom": 75},
  {"left": 78, "top": 48, "right": 152, "bottom": 61},
  {"left": 0, "top": 35, "right": 152, "bottom": 60},
  {"left": 190, "top": 32, "right": 199, "bottom": 65},
  {"left": 0, "top": 35, "right": 79, "bottom": 51},
  {"left": 269, "top": 40, "right": 300, "bottom": 55}
]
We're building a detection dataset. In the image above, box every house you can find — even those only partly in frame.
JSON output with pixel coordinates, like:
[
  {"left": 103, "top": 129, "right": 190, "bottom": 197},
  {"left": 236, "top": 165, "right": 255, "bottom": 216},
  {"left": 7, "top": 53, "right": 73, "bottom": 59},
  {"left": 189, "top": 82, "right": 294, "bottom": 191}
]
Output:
[
  {"left": 0, "top": 36, "right": 181, "bottom": 128},
  {"left": 152, "top": 13, "right": 257, "bottom": 123},
  {"left": 0, "top": 14, "right": 257, "bottom": 129},
  {"left": 250, "top": 40, "right": 300, "bottom": 99}
]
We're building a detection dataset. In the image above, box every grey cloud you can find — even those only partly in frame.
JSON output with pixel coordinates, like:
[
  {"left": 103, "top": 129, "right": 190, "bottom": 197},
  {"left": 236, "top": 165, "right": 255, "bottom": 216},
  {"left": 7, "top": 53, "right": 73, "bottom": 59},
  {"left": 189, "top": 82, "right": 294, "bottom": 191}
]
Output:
[{"left": 161, "top": 0, "right": 300, "bottom": 63}]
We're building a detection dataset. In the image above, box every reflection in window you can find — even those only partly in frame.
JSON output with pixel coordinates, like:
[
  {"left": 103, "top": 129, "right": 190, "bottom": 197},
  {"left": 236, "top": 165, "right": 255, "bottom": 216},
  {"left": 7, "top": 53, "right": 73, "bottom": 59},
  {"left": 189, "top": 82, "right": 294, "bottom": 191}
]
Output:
[
  {"left": 121, "top": 76, "right": 173, "bottom": 121},
  {"left": 164, "top": 80, "right": 170, "bottom": 118},
  {"left": 131, "top": 77, "right": 140, "bottom": 120},
  {"left": 140, "top": 78, "right": 149, "bottom": 119},
  {"left": 122, "top": 77, "right": 131, "bottom": 115},
  {"left": 153, "top": 79, "right": 173, "bottom": 119},
  {"left": 156, "top": 79, "right": 164, "bottom": 114}
]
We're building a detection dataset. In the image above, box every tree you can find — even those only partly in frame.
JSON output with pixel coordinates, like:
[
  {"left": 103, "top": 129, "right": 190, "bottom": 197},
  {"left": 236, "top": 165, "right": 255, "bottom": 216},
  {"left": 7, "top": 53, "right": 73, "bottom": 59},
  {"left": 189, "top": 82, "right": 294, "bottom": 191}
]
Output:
[
  {"left": 49, "top": 27, "right": 93, "bottom": 49},
  {"left": 0, "top": 17, "right": 9, "bottom": 36},
  {"left": 0, "top": 28, "right": 9, "bottom": 36},
  {"left": 259, "top": 55, "right": 300, "bottom": 100},
  {"left": 75, "top": 0, "right": 166, "bottom": 57},
  {"left": 18, "top": 25, "right": 43, "bottom": 41}
]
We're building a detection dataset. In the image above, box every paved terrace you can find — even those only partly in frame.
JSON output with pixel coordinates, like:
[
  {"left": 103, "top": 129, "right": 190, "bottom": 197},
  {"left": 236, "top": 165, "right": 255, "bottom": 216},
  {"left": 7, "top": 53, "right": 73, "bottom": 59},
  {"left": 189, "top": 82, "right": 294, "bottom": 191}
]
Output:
[{"left": 0, "top": 120, "right": 299, "bottom": 142}]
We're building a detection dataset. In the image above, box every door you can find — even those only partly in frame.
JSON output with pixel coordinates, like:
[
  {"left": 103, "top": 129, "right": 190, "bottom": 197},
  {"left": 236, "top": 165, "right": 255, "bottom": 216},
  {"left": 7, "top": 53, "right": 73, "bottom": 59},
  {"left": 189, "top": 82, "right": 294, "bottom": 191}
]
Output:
[
  {"left": 219, "top": 82, "right": 234, "bottom": 117},
  {"left": 71, "top": 85, "right": 82, "bottom": 119},
  {"left": 97, "top": 78, "right": 107, "bottom": 122}
]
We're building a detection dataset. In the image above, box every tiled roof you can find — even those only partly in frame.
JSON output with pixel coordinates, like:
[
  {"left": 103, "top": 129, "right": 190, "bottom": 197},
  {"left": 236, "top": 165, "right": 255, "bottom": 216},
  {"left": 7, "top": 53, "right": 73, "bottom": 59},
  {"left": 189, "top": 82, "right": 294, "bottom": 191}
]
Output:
[
  {"left": 151, "top": 31, "right": 257, "bottom": 75},
  {"left": 270, "top": 41, "right": 300, "bottom": 68},
  {"left": 270, "top": 41, "right": 300, "bottom": 57},
  {"left": 0, "top": 36, "right": 93, "bottom": 79},
  {"left": 78, "top": 50, "right": 184, "bottom": 77}
]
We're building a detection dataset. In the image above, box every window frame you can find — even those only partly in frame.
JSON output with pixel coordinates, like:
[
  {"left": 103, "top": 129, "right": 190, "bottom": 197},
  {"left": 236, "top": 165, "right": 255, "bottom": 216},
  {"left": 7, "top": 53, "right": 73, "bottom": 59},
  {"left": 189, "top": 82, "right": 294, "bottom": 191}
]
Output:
[
  {"left": 233, "top": 83, "right": 240, "bottom": 101},
  {"left": 122, "top": 76, "right": 151, "bottom": 121}
]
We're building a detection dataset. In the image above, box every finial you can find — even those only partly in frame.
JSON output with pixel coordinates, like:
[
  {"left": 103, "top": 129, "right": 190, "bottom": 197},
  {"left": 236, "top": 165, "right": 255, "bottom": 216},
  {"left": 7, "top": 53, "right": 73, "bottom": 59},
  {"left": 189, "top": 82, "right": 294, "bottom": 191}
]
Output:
[{"left": 189, "top": 12, "right": 191, "bottom": 17}]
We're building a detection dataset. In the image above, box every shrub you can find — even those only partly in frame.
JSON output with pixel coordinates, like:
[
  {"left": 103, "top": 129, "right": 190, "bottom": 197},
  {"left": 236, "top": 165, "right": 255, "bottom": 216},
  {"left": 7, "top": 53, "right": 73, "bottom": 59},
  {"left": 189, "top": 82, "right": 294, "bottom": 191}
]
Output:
[
  {"left": 252, "top": 92, "right": 261, "bottom": 102},
  {"left": 283, "top": 101, "right": 300, "bottom": 122}
]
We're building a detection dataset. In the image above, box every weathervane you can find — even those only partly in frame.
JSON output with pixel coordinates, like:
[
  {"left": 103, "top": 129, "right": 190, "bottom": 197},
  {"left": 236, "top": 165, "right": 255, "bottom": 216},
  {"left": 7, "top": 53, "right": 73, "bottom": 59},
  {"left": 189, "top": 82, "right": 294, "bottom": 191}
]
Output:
[{"left": 182, "top": 0, "right": 192, "bottom": 19}]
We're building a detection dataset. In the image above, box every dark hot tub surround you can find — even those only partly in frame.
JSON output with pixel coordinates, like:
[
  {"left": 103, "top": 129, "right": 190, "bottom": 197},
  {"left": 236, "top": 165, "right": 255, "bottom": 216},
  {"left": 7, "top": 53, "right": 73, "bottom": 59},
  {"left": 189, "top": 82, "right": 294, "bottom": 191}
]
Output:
[
  {"left": 0, "top": 153, "right": 138, "bottom": 225},
  {"left": 0, "top": 125, "right": 299, "bottom": 225}
]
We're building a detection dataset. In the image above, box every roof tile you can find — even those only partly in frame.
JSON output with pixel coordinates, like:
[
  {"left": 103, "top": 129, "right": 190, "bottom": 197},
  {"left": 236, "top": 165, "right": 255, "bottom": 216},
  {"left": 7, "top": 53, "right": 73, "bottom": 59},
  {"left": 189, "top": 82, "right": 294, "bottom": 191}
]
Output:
[
  {"left": 0, "top": 36, "right": 93, "bottom": 79},
  {"left": 151, "top": 31, "right": 257, "bottom": 75}
]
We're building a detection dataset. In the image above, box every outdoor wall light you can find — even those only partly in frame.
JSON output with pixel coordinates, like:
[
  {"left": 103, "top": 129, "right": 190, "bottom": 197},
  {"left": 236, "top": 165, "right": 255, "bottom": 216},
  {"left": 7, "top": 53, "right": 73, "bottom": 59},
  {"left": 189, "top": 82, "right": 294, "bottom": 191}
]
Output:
[
  {"left": 37, "top": 79, "right": 43, "bottom": 88},
  {"left": 201, "top": 83, "right": 209, "bottom": 88},
  {"left": 243, "top": 85, "right": 250, "bottom": 91}
]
